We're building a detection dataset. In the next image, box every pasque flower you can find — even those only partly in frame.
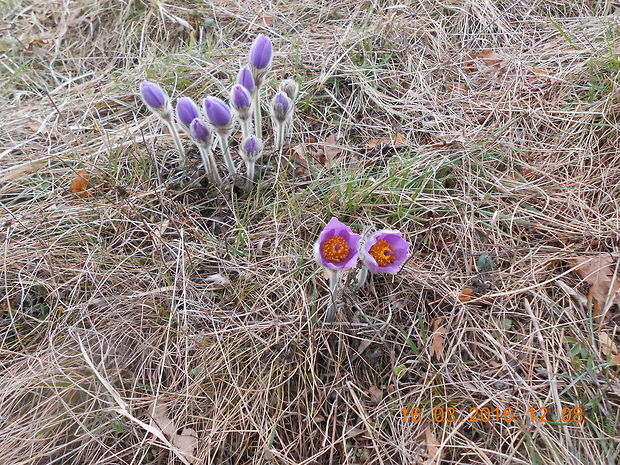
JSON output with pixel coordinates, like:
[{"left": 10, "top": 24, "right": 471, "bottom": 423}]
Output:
[
  {"left": 237, "top": 66, "right": 255, "bottom": 95},
  {"left": 140, "top": 80, "right": 168, "bottom": 112},
  {"left": 361, "top": 230, "right": 411, "bottom": 274},
  {"left": 203, "top": 96, "right": 235, "bottom": 176},
  {"left": 176, "top": 97, "right": 200, "bottom": 131},
  {"left": 189, "top": 118, "right": 221, "bottom": 187},
  {"left": 249, "top": 34, "right": 273, "bottom": 74},
  {"left": 248, "top": 34, "right": 273, "bottom": 139},
  {"left": 313, "top": 218, "right": 361, "bottom": 270},
  {"left": 139, "top": 80, "right": 187, "bottom": 168},
  {"left": 279, "top": 79, "right": 298, "bottom": 101},
  {"left": 230, "top": 85, "right": 253, "bottom": 138},
  {"left": 240, "top": 135, "right": 263, "bottom": 189},
  {"left": 271, "top": 91, "right": 293, "bottom": 150},
  {"left": 203, "top": 97, "right": 233, "bottom": 131}
]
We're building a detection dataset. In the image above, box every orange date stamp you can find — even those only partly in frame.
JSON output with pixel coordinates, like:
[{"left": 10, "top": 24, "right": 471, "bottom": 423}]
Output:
[{"left": 401, "top": 406, "right": 584, "bottom": 424}]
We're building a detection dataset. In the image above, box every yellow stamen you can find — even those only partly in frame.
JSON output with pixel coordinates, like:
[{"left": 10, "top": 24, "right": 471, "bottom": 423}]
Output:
[
  {"left": 368, "top": 238, "right": 395, "bottom": 266},
  {"left": 321, "top": 235, "right": 350, "bottom": 262}
]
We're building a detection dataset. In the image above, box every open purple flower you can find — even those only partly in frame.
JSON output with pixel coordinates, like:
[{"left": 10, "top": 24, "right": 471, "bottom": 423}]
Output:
[
  {"left": 313, "top": 218, "right": 361, "bottom": 270},
  {"left": 237, "top": 66, "right": 255, "bottom": 95},
  {"left": 203, "top": 97, "right": 232, "bottom": 130},
  {"left": 176, "top": 97, "right": 200, "bottom": 130},
  {"left": 249, "top": 34, "right": 273, "bottom": 70},
  {"left": 361, "top": 230, "right": 411, "bottom": 274},
  {"left": 140, "top": 80, "right": 168, "bottom": 110}
]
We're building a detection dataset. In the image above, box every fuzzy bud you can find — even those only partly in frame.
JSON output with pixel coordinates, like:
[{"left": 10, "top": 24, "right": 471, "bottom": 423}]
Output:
[
  {"left": 241, "top": 135, "right": 263, "bottom": 163},
  {"left": 230, "top": 85, "right": 252, "bottom": 122},
  {"left": 237, "top": 66, "right": 255, "bottom": 95},
  {"left": 271, "top": 91, "right": 292, "bottom": 124},
  {"left": 176, "top": 97, "right": 200, "bottom": 131},
  {"left": 279, "top": 79, "right": 298, "bottom": 101},
  {"left": 189, "top": 118, "right": 211, "bottom": 146},
  {"left": 140, "top": 80, "right": 171, "bottom": 120},
  {"left": 203, "top": 96, "right": 233, "bottom": 134},
  {"left": 249, "top": 34, "right": 273, "bottom": 87}
]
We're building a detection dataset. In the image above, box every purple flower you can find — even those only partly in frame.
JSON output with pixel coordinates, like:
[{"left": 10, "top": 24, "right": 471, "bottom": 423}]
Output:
[
  {"left": 313, "top": 218, "right": 361, "bottom": 270},
  {"left": 249, "top": 34, "right": 273, "bottom": 70},
  {"left": 271, "top": 91, "right": 292, "bottom": 124},
  {"left": 140, "top": 81, "right": 168, "bottom": 110},
  {"left": 237, "top": 66, "right": 255, "bottom": 95},
  {"left": 176, "top": 97, "right": 200, "bottom": 128},
  {"left": 361, "top": 230, "right": 411, "bottom": 274},
  {"left": 231, "top": 85, "right": 251, "bottom": 112},
  {"left": 189, "top": 118, "right": 210, "bottom": 143},
  {"left": 203, "top": 96, "right": 232, "bottom": 129},
  {"left": 241, "top": 135, "right": 263, "bottom": 161}
]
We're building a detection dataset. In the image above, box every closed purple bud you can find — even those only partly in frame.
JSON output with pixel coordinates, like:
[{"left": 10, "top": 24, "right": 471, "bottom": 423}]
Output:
[
  {"left": 140, "top": 80, "right": 168, "bottom": 109},
  {"left": 176, "top": 97, "right": 200, "bottom": 128},
  {"left": 237, "top": 66, "right": 255, "bottom": 95},
  {"left": 231, "top": 85, "right": 251, "bottom": 111},
  {"left": 241, "top": 135, "right": 263, "bottom": 162},
  {"left": 203, "top": 96, "right": 232, "bottom": 129},
  {"left": 272, "top": 91, "right": 292, "bottom": 124},
  {"left": 189, "top": 118, "right": 210, "bottom": 143},
  {"left": 249, "top": 34, "right": 273, "bottom": 70}
]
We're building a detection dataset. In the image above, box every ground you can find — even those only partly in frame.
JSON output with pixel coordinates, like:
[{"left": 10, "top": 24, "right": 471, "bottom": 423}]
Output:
[{"left": 1, "top": 1, "right": 619, "bottom": 464}]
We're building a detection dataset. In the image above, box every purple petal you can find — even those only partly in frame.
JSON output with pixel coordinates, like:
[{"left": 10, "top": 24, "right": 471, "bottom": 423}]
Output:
[
  {"left": 176, "top": 97, "right": 200, "bottom": 127},
  {"left": 237, "top": 66, "right": 255, "bottom": 94},
  {"left": 203, "top": 96, "right": 232, "bottom": 128},
  {"left": 189, "top": 118, "right": 210, "bottom": 142},
  {"left": 362, "top": 230, "right": 411, "bottom": 274},
  {"left": 313, "top": 217, "right": 361, "bottom": 270},
  {"left": 140, "top": 81, "right": 167, "bottom": 109},
  {"left": 231, "top": 85, "right": 251, "bottom": 110},
  {"left": 249, "top": 34, "right": 273, "bottom": 69},
  {"left": 243, "top": 135, "right": 262, "bottom": 155}
]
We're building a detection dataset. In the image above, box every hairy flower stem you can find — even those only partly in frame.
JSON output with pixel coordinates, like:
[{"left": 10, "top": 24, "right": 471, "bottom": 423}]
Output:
[
  {"left": 219, "top": 134, "right": 236, "bottom": 177},
  {"left": 245, "top": 161, "right": 255, "bottom": 190},
  {"left": 275, "top": 122, "right": 286, "bottom": 151},
  {"left": 353, "top": 266, "right": 369, "bottom": 290},
  {"left": 198, "top": 146, "right": 222, "bottom": 187},
  {"left": 254, "top": 90, "right": 262, "bottom": 140},
  {"left": 241, "top": 119, "right": 252, "bottom": 140},
  {"left": 165, "top": 118, "right": 187, "bottom": 169},
  {"left": 325, "top": 269, "right": 341, "bottom": 322}
]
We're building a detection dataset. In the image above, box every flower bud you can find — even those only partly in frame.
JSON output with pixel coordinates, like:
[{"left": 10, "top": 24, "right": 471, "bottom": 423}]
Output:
[
  {"left": 271, "top": 91, "right": 292, "bottom": 124},
  {"left": 249, "top": 34, "right": 273, "bottom": 70},
  {"left": 230, "top": 85, "right": 252, "bottom": 122},
  {"left": 203, "top": 96, "right": 233, "bottom": 133},
  {"left": 175, "top": 97, "right": 200, "bottom": 131},
  {"left": 237, "top": 66, "right": 255, "bottom": 95},
  {"left": 249, "top": 34, "right": 273, "bottom": 87},
  {"left": 279, "top": 79, "right": 298, "bottom": 101},
  {"left": 189, "top": 118, "right": 211, "bottom": 146},
  {"left": 241, "top": 135, "right": 263, "bottom": 163},
  {"left": 140, "top": 80, "right": 168, "bottom": 109}
]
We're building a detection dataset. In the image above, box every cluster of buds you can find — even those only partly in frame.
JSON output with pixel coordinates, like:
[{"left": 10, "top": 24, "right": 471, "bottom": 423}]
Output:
[
  {"left": 314, "top": 218, "right": 411, "bottom": 321},
  {"left": 138, "top": 34, "right": 298, "bottom": 190}
]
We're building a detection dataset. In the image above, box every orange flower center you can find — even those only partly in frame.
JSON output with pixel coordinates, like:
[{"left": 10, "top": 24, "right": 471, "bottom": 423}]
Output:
[
  {"left": 321, "top": 235, "right": 350, "bottom": 263},
  {"left": 368, "top": 238, "right": 395, "bottom": 266}
]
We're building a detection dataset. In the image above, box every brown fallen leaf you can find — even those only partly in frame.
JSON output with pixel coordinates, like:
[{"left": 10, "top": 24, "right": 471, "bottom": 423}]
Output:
[
  {"left": 429, "top": 317, "right": 447, "bottom": 360},
  {"left": 324, "top": 134, "right": 342, "bottom": 168},
  {"left": 368, "top": 385, "right": 383, "bottom": 404},
  {"left": 569, "top": 254, "right": 620, "bottom": 319},
  {"left": 70, "top": 170, "right": 89, "bottom": 197},
  {"left": 367, "top": 133, "right": 407, "bottom": 148},
  {"left": 424, "top": 426, "right": 442, "bottom": 465},
  {"left": 598, "top": 331, "right": 618, "bottom": 358},
  {"left": 149, "top": 403, "right": 198, "bottom": 464},
  {"left": 458, "top": 288, "right": 475, "bottom": 303},
  {"left": 464, "top": 49, "right": 503, "bottom": 73}
]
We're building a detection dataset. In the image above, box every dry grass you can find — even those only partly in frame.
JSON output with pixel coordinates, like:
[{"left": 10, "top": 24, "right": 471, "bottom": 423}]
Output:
[{"left": 1, "top": 1, "right": 620, "bottom": 464}]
